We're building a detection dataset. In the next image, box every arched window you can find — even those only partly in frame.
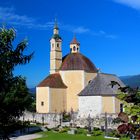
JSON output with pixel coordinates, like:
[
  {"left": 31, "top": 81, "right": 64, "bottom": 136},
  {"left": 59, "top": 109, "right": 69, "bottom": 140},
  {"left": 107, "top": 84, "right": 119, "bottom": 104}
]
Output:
[
  {"left": 57, "top": 43, "right": 59, "bottom": 48},
  {"left": 77, "top": 47, "right": 79, "bottom": 51},
  {"left": 88, "top": 80, "right": 92, "bottom": 84},
  {"left": 73, "top": 46, "right": 76, "bottom": 51},
  {"left": 70, "top": 48, "right": 72, "bottom": 52},
  {"left": 52, "top": 43, "right": 54, "bottom": 48},
  {"left": 41, "top": 101, "right": 44, "bottom": 106}
]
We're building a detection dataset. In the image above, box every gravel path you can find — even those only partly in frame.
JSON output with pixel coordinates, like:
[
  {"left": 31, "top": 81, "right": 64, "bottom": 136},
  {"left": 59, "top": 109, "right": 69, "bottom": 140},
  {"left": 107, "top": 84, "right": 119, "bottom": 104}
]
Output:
[{"left": 10, "top": 134, "right": 42, "bottom": 140}]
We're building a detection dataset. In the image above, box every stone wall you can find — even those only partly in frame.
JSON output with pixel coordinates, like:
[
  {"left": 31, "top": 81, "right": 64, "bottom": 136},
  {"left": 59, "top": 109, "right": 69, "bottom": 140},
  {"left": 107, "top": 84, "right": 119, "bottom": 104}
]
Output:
[
  {"left": 20, "top": 111, "right": 61, "bottom": 128},
  {"left": 76, "top": 113, "right": 120, "bottom": 129},
  {"left": 20, "top": 112, "right": 120, "bottom": 129},
  {"left": 78, "top": 96, "right": 102, "bottom": 118}
]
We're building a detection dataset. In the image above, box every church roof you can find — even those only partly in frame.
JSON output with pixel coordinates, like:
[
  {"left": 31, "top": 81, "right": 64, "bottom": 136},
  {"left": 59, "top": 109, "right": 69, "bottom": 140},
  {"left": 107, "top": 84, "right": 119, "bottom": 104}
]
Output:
[
  {"left": 79, "top": 73, "right": 125, "bottom": 96},
  {"left": 70, "top": 37, "right": 80, "bottom": 45},
  {"left": 37, "top": 73, "right": 67, "bottom": 88},
  {"left": 60, "top": 53, "right": 98, "bottom": 72}
]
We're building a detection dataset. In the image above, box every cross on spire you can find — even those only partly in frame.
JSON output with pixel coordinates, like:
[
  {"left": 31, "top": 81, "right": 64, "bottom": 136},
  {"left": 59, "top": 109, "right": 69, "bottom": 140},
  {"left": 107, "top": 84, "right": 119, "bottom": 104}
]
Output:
[{"left": 54, "top": 18, "right": 58, "bottom": 30}]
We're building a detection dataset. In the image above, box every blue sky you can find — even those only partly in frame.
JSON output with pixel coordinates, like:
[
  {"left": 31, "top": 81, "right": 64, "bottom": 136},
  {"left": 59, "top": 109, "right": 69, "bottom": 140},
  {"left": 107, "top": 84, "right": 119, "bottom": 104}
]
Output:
[{"left": 0, "top": 0, "right": 140, "bottom": 88}]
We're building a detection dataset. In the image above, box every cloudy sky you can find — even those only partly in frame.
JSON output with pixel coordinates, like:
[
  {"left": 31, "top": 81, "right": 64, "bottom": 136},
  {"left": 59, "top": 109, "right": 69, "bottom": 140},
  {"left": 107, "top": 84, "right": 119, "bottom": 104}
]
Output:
[{"left": 0, "top": 0, "right": 140, "bottom": 88}]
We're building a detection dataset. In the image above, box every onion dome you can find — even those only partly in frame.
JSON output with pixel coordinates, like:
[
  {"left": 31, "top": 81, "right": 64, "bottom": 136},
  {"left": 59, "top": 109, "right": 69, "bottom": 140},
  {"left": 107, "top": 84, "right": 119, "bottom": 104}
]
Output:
[
  {"left": 52, "top": 19, "right": 61, "bottom": 40},
  {"left": 52, "top": 34, "right": 62, "bottom": 40},
  {"left": 60, "top": 53, "right": 98, "bottom": 72}
]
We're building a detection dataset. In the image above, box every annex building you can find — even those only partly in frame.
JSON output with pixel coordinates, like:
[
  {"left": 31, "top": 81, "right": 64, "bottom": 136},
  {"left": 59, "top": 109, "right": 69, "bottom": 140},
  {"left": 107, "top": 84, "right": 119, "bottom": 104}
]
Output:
[{"left": 36, "top": 22, "right": 125, "bottom": 118}]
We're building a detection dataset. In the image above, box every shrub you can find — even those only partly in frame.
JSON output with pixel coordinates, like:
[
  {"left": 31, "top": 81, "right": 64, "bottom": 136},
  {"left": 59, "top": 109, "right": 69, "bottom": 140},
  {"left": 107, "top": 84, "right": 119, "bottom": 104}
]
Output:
[
  {"left": 127, "top": 123, "right": 135, "bottom": 133},
  {"left": 76, "top": 128, "right": 87, "bottom": 135},
  {"left": 44, "top": 127, "right": 51, "bottom": 131},
  {"left": 107, "top": 129, "right": 121, "bottom": 138},
  {"left": 136, "top": 130, "right": 140, "bottom": 139},
  {"left": 59, "top": 127, "right": 70, "bottom": 133},
  {"left": 62, "top": 112, "right": 71, "bottom": 122},
  {"left": 117, "top": 124, "right": 128, "bottom": 134},
  {"left": 52, "top": 127, "right": 59, "bottom": 132},
  {"left": 112, "top": 117, "right": 122, "bottom": 124},
  {"left": 118, "top": 112, "right": 129, "bottom": 123},
  {"left": 93, "top": 127, "right": 100, "bottom": 131},
  {"left": 131, "top": 115, "right": 138, "bottom": 123},
  {"left": 92, "top": 130, "right": 102, "bottom": 136}
]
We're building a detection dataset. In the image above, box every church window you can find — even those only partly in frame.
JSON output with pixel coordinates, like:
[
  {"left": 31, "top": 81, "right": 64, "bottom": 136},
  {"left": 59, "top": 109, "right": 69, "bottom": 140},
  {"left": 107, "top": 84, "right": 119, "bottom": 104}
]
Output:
[
  {"left": 57, "top": 43, "right": 59, "bottom": 48},
  {"left": 73, "top": 46, "right": 76, "bottom": 51},
  {"left": 77, "top": 47, "right": 79, "bottom": 51},
  {"left": 52, "top": 43, "right": 54, "bottom": 48},
  {"left": 70, "top": 48, "right": 72, "bottom": 52},
  {"left": 41, "top": 101, "right": 44, "bottom": 106},
  {"left": 88, "top": 80, "right": 92, "bottom": 84}
]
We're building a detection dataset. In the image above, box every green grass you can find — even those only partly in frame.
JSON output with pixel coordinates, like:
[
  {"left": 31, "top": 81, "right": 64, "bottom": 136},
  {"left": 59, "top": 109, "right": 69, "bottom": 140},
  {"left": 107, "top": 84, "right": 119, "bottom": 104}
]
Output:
[{"left": 35, "top": 131, "right": 129, "bottom": 140}]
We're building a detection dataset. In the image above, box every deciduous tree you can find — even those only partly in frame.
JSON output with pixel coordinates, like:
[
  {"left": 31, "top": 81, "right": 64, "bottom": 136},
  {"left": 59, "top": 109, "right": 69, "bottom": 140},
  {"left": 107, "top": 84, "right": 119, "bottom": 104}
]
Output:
[{"left": 0, "top": 26, "right": 34, "bottom": 139}]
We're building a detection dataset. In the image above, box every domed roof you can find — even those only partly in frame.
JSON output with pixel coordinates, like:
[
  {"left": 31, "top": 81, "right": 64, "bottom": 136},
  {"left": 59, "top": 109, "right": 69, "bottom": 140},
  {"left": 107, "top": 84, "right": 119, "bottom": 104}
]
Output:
[{"left": 60, "top": 53, "right": 98, "bottom": 72}]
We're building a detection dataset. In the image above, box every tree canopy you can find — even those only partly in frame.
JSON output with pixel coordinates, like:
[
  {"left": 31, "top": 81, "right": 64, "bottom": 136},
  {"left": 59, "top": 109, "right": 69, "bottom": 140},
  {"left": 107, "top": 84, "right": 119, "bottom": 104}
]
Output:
[
  {"left": 117, "top": 87, "right": 140, "bottom": 122},
  {"left": 117, "top": 86, "right": 140, "bottom": 139},
  {"left": 0, "top": 27, "right": 34, "bottom": 138}
]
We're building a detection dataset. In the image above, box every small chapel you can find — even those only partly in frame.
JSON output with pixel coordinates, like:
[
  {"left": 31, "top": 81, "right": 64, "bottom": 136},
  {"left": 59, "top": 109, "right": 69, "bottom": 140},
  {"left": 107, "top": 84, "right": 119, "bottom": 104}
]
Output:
[{"left": 36, "top": 21, "right": 125, "bottom": 117}]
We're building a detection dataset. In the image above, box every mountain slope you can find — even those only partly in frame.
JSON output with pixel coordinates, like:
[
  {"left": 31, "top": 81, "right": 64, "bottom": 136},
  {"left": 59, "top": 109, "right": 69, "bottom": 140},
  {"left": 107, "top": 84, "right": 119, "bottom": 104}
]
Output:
[
  {"left": 29, "top": 88, "right": 36, "bottom": 93},
  {"left": 28, "top": 75, "right": 140, "bottom": 93},
  {"left": 120, "top": 75, "right": 140, "bottom": 88}
]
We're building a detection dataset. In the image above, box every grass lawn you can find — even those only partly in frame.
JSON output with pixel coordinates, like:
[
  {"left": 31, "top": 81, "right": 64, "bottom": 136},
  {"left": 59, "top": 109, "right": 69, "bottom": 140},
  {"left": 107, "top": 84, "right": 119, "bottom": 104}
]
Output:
[{"left": 35, "top": 131, "right": 129, "bottom": 140}]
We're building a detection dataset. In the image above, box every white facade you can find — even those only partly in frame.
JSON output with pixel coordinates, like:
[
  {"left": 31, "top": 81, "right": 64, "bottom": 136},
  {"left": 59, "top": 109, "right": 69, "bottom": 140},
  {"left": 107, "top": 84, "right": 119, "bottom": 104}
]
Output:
[{"left": 78, "top": 96, "right": 102, "bottom": 118}]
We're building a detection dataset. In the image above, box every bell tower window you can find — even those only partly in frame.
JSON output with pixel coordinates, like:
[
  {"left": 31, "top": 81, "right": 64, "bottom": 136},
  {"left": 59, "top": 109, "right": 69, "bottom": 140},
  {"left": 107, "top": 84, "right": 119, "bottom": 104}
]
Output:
[
  {"left": 52, "top": 43, "right": 54, "bottom": 48},
  {"left": 50, "top": 19, "right": 62, "bottom": 74},
  {"left": 73, "top": 46, "right": 76, "bottom": 51},
  {"left": 70, "top": 36, "right": 80, "bottom": 53}
]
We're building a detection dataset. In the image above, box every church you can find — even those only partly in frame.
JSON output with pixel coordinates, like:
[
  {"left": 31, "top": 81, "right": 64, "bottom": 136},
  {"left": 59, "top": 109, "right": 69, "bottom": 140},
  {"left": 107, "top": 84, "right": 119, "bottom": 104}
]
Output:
[{"left": 36, "top": 21, "right": 125, "bottom": 117}]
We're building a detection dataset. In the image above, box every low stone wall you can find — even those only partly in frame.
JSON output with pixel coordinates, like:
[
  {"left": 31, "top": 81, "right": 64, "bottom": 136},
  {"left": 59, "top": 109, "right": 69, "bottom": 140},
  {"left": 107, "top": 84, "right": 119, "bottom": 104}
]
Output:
[
  {"left": 20, "top": 112, "right": 120, "bottom": 129},
  {"left": 20, "top": 112, "right": 61, "bottom": 127},
  {"left": 76, "top": 113, "right": 120, "bottom": 129}
]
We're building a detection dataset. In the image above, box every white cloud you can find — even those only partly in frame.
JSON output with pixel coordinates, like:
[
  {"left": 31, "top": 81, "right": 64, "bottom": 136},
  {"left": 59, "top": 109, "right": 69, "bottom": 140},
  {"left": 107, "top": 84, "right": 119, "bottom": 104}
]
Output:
[
  {"left": 0, "top": 6, "right": 117, "bottom": 39},
  {"left": 0, "top": 6, "right": 90, "bottom": 34},
  {"left": 73, "top": 27, "right": 90, "bottom": 34},
  {"left": 61, "top": 23, "right": 117, "bottom": 38},
  {"left": 0, "top": 7, "right": 53, "bottom": 29},
  {"left": 60, "top": 24, "right": 90, "bottom": 34},
  {"left": 113, "top": 0, "right": 140, "bottom": 10},
  {"left": 106, "top": 34, "right": 117, "bottom": 39},
  {"left": 0, "top": 7, "right": 34, "bottom": 24},
  {"left": 90, "top": 30, "right": 117, "bottom": 39}
]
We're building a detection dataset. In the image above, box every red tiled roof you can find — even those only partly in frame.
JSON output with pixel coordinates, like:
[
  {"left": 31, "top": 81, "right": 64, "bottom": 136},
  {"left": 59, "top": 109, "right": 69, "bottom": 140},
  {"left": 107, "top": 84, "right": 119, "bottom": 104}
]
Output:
[
  {"left": 37, "top": 73, "right": 67, "bottom": 88},
  {"left": 61, "top": 53, "right": 98, "bottom": 72},
  {"left": 70, "top": 37, "right": 80, "bottom": 45}
]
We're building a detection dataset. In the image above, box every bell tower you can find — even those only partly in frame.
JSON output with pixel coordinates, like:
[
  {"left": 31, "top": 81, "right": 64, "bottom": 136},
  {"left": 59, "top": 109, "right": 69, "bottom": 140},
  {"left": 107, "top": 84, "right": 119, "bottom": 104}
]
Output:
[
  {"left": 50, "top": 20, "right": 62, "bottom": 74},
  {"left": 70, "top": 36, "right": 80, "bottom": 53}
]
